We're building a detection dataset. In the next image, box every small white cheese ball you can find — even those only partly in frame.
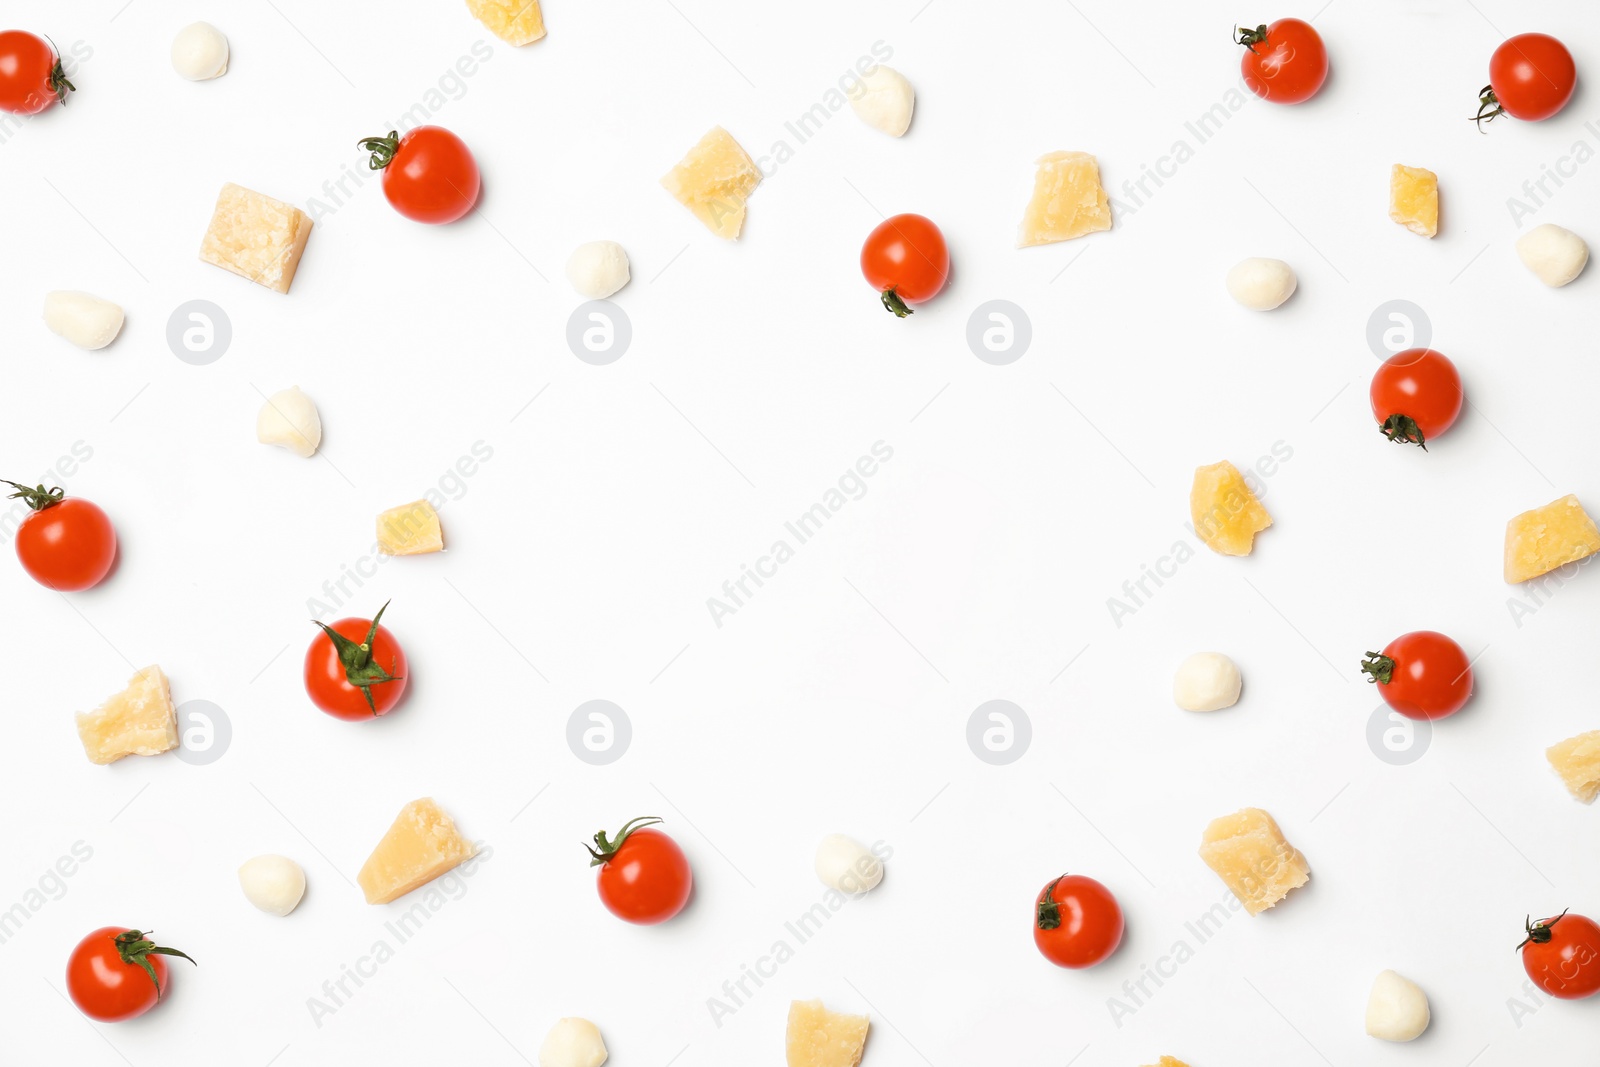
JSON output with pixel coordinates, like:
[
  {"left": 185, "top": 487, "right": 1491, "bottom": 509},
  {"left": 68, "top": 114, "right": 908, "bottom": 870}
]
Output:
[
  {"left": 850, "top": 65, "right": 915, "bottom": 137},
  {"left": 256, "top": 386, "right": 322, "bottom": 458},
  {"left": 539, "top": 1017, "right": 608, "bottom": 1067},
  {"left": 564, "top": 241, "right": 630, "bottom": 299},
  {"left": 43, "top": 291, "right": 124, "bottom": 351},
  {"left": 1516, "top": 223, "right": 1588, "bottom": 288},
  {"left": 1226, "top": 257, "right": 1297, "bottom": 310},
  {"left": 1365, "top": 969, "right": 1430, "bottom": 1042},
  {"left": 171, "top": 22, "right": 230, "bottom": 81},
  {"left": 1173, "top": 652, "right": 1242, "bottom": 712},
  {"left": 813, "top": 834, "right": 884, "bottom": 894},
  {"left": 237, "top": 854, "right": 306, "bottom": 916}
]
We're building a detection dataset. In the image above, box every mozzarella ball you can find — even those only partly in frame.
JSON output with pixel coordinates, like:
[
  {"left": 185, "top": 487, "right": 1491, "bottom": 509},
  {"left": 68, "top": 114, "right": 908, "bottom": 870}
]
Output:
[
  {"left": 564, "top": 241, "right": 630, "bottom": 299},
  {"left": 1516, "top": 223, "right": 1588, "bottom": 288},
  {"left": 171, "top": 22, "right": 230, "bottom": 81},
  {"left": 1173, "top": 652, "right": 1242, "bottom": 712},
  {"left": 813, "top": 834, "right": 884, "bottom": 894},
  {"left": 43, "top": 291, "right": 124, "bottom": 351},
  {"left": 1365, "top": 970, "right": 1430, "bottom": 1042},
  {"left": 237, "top": 854, "right": 306, "bottom": 916},
  {"left": 850, "top": 65, "right": 915, "bottom": 137},
  {"left": 1226, "top": 257, "right": 1297, "bottom": 310},
  {"left": 255, "top": 386, "right": 322, "bottom": 458},
  {"left": 539, "top": 1017, "right": 608, "bottom": 1067}
]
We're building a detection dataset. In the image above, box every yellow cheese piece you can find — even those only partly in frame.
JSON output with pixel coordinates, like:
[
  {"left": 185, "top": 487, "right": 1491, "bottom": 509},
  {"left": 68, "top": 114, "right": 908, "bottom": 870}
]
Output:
[
  {"left": 660, "top": 127, "right": 762, "bottom": 240},
  {"left": 1504, "top": 494, "right": 1600, "bottom": 583},
  {"left": 1190, "top": 461, "right": 1272, "bottom": 556},
  {"left": 1389, "top": 164, "right": 1438, "bottom": 238},
  {"left": 1198, "top": 807, "right": 1308, "bottom": 916},
  {"left": 358, "top": 798, "right": 476, "bottom": 904},
  {"left": 199, "top": 182, "right": 313, "bottom": 294},
  {"left": 1142, "top": 1059, "right": 1191, "bottom": 1067},
  {"left": 465, "top": 0, "right": 545, "bottom": 45},
  {"left": 786, "top": 1000, "right": 869, "bottom": 1067},
  {"left": 1017, "top": 151, "right": 1112, "bottom": 247},
  {"left": 76, "top": 665, "right": 179, "bottom": 765},
  {"left": 376, "top": 499, "right": 444, "bottom": 556},
  {"left": 1547, "top": 730, "right": 1600, "bottom": 803}
]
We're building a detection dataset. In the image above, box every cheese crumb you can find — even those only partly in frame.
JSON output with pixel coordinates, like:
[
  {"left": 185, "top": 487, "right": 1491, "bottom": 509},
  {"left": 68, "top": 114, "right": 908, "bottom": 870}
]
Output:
[
  {"left": 1017, "top": 151, "right": 1112, "bottom": 247},
  {"left": 1547, "top": 730, "right": 1600, "bottom": 802},
  {"left": 786, "top": 1000, "right": 869, "bottom": 1067},
  {"left": 76, "top": 666, "right": 179, "bottom": 765},
  {"left": 661, "top": 127, "right": 762, "bottom": 240},
  {"left": 199, "top": 182, "right": 314, "bottom": 294},
  {"left": 376, "top": 499, "right": 444, "bottom": 556},
  {"left": 1504, "top": 494, "right": 1600, "bottom": 583},
  {"left": 1198, "top": 807, "right": 1308, "bottom": 916},
  {"left": 1190, "top": 461, "right": 1272, "bottom": 556},
  {"left": 466, "top": 0, "right": 546, "bottom": 45},
  {"left": 1389, "top": 164, "right": 1438, "bottom": 238}
]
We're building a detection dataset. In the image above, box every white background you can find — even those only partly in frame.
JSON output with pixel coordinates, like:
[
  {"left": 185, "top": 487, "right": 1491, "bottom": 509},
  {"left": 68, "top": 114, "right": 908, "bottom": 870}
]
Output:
[{"left": 2, "top": 0, "right": 1599, "bottom": 1064}]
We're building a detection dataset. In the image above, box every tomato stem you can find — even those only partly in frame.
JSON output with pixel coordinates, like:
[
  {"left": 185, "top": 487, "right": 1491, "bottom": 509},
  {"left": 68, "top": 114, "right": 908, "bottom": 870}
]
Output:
[
  {"left": 1378, "top": 414, "right": 1427, "bottom": 450},
  {"left": 43, "top": 36, "right": 74, "bottom": 105},
  {"left": 1, "top": 479, "right": 65, "bottom": 511},
  {"left": 1473, "top": 85, "right": 1505, "bottom": 131},
  {"left": 1519, "top": 909, "right": 1569, "bottom": 950},
  {"left": 112, "top": 929, "right": 195, "bottom": 998},
  {"left": 1235, "top": 24, "right": 1269, "bottom": 53},
  {"left": 311, "top": 600, "right": 404, "bottom": 715},
  {"left": 358, "top": 130, "right": 403, "bottom": 170},
  {"left": 585, "top": 816, "right": 663, "bottom": 867},
  {"left": 880, "top": 287, "right": 914, "bottom": 318},
  {"left": 1360, "top": 651, "right": 1396, "bottom": 685},
  {"left": 1036, "top": 876, "right": 1065, "bottom": 930}
]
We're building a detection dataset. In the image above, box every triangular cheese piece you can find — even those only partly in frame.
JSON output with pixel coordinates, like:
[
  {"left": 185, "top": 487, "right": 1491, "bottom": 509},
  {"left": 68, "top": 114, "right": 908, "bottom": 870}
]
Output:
[
  {"left": 358, "top": 798, "right": 476, "bottom": 904},
  {"left": 76, "top": 665, "right": 178, "bottom": 765},
  {"left": 786, "top": 1000, "right": 869, "bottom": 1067},
  {"left": 661, "top": 127, "right": 762, "bottom": 240}
]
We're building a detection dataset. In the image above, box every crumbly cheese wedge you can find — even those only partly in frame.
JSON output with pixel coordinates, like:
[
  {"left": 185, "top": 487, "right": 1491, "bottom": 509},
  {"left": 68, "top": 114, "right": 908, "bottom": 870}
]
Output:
[
  {"left": 1389, "top": 164, "right": 1438, "bottom": 238},
  {"left": 1190, "top": 461, "right": 1272, "bottom": 556},
  {"left": 358, "top": 798, "right": 476, "bottom": 904},
  {"left": 1547, "top": 730, "right": 1600, "bottom": 802},
  {"left": 1017, "top": 151, "right": 1112, "bottom": 247},
  {"left": 465, "top": 0, "right": 545, "bottom": 45},
  {"left": 1198, "top": 807, "right": 1309, "bottom": 916},
  {"left": 786, "top": 1000, "right": 869, "bottom": 1067},
  {"left": 1142, "top": 1059, "right": 1192, "bottom": 1067},
  {"left": 199, "top": 182, "right": 314, "bottom": 294},
  {"left": 76, "top": 666, "right": 179, "bottom": 765},
  {"left": 376, "top": 499, "right": 444, "bottom": 556},
  {"left": 1504, "top": 495, "right": 1600, "bottom": 583},
  {"left": 660, "top": 127, "right": 762, "bottom": 240}
]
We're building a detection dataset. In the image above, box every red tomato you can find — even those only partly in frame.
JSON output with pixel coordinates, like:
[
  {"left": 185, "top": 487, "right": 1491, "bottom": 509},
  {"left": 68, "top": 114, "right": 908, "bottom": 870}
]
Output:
[
  {"left": 1520, "top": 911, "right": 1600, "bottom": 1000},
  {"left": 1033, "top": 874, "right": 1123, "bottom": 969},
  {"left": 359, "top": 126, "right": 480, "bottom": 224},
  {"left": 586, "top": 817, "right": 692, "bottom": 925},
  {"left": 4, "top": 480, "right": 116, "bottom": 591},
  {"left": 303, "top": 602, "right": 408, "bottom": 720},
  {"left": 1478, "top": 33, "right": 1576, "bottom": 126},
  {"left": 1370, "top": 348, "right": 1463, "bottom": 450},
  {"left": 1237, "top": 19, "right": 1329, "bottom": 105},
  {"left": 860, "top": 213, "right": 950, "bottom": 317},
  {"left": 66, "top": 927, "right": 194, "bottom": 1022},
  {"left": 0, "top": 31, "right": 73, "bottom": 115},
  {"left": 1361, "top": 631, "right": 1473, "bottom": 721}
]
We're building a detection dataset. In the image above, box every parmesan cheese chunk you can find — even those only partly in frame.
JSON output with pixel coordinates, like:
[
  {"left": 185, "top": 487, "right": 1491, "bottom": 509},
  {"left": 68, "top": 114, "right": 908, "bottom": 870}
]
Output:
[
  {"left": 1017, "top": 151, "right": 1112, "bottom": 247},
  {"left": 376, "top": 499, "right": 444, "bottom": 556},
  {"left": 358, "top": 798, "right": 476, "bottom": 904},
  {"left": 1142, "top": 1059, "right": 1192, "bottom": 1067},
  {"left": 466, "top": 0, "right": 546, "bottom": 45},
  {"left": 660, "top": 127, "right": 762, "bottom": 240},
  {"left": 1190, "top": 461, "right": 1272, "bottom": 556},
  {"left": 1504, "top": 494, "right": 1600, "bottom": 583},
  {"left": 786, "top": 1000, "right": 869, "bottom": 1067},
  {"left": 199, "top": 182, "right": 313, "bottom": 294},
  {"left": 76, "top": 666, "right": 179, "bottom": 765},
  {"left": 1547, "top": 730, "right": 1600, "bottom": 802},
  {"left": 1389, "top": 164, "right": 1438, "bottom": 238},
  {"left": 1198, "top": 807, "right": 1308, "bottom": 916}
]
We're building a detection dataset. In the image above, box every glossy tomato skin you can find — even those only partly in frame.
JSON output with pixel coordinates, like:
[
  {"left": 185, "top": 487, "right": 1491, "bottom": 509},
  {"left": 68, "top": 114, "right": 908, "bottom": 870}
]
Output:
[
  {"left": 1364, "top": 631, "right": 1473, "bottom": 721},
  {"left": 1521, "top": 912, "right": 1600, "bottom": 1000},
  {"left": 1033, "top": 874, "right": 1124, "bottom": 969},
  {"left": 1239, "top": 19, "right": 1329, "bottom": 105},
  {"left": 15, "top": 498, "right": 116, "bottom": 591},
  {"left": 1371, "top": 348, "right": 1463, "bottom": 449},
  {"left": 1489, "top": 34, "right": 1576, "bottom": 121},
  {"left": 0, "top": 31, "right": 66, "bottom": 115},
  {"left": 382, "top": 126, "right": 480, "bottom": 224},
  {"left": 66, "top": 927, "right": 169, "bottom": 1022},
  {"left": 861, "top": 213, "right": 950, "bottom": 315},
  {"left": 303, "top": 616, "right": 408, "bottom": 720},
  {"left": 596, "top": 828, "right": 693, "bottom": 925}
]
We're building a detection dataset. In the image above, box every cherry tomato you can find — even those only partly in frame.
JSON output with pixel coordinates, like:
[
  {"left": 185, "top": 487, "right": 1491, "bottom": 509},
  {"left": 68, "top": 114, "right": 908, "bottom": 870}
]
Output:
[
  {"left": 1237, "top": 19, "right": 1328, "bottom": 105},
  {"left": 4, "top": 480, "right": 116, "bottom": 591},
  {"left": 359, "top": 126, "right": 480, "bottom": 224},
  {"left": 1370, "top": 348, "right": 1463, "bottom": 450},
  {"left": 0, "top": 31, "right": 73, "bottom": 115},
  {"left": 1477, "top": 33, "right": 1576, "bottom": 126},
  {"left": 66, "top": 927, "right": 194, "bottom": 1022},
  {"left": 1033, "top": 873, "right": 1123, "bottom": 969},
  {"left": 1520, "top": 911, "right": 1600, "bottom": 1000},
  {"left": 1361, "top": 630, "right": 1473, "bottom": 721},
  {"left": 303, "top": 601, "right": 408, "bottom": 720},
  {"left": 860, "top": 213, "right": 950, "bottom": 317},
  {"left": 586, "top": 817, "right": 692, "bottom": 925}
]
